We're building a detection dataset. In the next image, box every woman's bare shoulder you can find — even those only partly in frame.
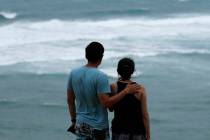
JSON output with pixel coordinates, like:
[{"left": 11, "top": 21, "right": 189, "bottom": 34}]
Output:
[
  {"left": 134, "top": 83, "right": 146, "bottom": 101},
  {"left": 110, "top": 82, "right": 118, "bottom": 94}
]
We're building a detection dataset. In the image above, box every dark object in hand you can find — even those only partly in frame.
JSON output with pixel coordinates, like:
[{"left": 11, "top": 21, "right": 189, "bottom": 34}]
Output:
[{"left": 67, "top": 124, "right": 76, "bottom": 134}]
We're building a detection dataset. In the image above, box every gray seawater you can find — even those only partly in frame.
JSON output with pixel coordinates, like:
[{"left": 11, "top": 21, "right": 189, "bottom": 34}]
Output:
[{"left": 0, "top": 0, "right": 210, "bottom": 140}]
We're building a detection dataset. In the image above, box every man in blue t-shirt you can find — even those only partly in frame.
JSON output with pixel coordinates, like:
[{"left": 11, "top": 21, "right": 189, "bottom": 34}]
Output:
[{"left": 67, "top": 42, "right": 140, "bottom": 140}]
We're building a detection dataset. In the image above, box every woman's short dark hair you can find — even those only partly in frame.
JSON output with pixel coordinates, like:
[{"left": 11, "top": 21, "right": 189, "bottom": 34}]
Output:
[
  {"left": 85, "top": 42, "right": 104, "bottom": 63},
  {"left": 117, "top": 58, "right": 135, "bottom": 80}
]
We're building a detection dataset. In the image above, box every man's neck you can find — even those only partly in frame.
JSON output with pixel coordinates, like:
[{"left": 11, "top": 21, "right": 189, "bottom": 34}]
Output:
[{"left": 85, "top": 62, "right": 99, "bottom": 68}]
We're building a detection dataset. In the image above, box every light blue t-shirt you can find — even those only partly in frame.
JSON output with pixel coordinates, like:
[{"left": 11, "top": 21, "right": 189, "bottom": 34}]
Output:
[{"left": 67, "top": 66, "right": 110, "bottom": 129}]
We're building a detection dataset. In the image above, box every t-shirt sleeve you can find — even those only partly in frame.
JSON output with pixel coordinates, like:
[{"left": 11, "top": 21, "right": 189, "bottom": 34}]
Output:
[
  {"left": 67, "top": 71, "right": 73, "bottom": 91},
  {"left": 96, "top": 73, "right": 111, "bottom": 95}
]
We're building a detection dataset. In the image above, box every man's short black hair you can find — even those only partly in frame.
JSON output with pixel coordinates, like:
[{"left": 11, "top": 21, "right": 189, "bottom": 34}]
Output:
[{"left": 85, "top": 42, "right": 104, "bottom": 63}]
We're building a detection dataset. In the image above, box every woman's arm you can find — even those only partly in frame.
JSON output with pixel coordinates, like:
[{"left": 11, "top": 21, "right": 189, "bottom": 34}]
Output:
[
  {"left": 110, "top": 83, "right": 118, "bottom": 94},
  {"left": 108, "top": 83, "right": 117, "bottom": 111},
  {"left": 139, "top": 87, "right": 150, "bottom": 140}
]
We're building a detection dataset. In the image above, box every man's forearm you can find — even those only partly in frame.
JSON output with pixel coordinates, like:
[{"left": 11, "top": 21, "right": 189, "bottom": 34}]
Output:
[
  {"left": 68, "top": 102, "right": 76, "bottom": 121},
  {"left": 99, "top": 84, "right": 141, "bottom": 108},
  {"left": 104, "top": 89, "right": 127, "bottom": 108},
  {"left": 67, "top": 90, "right": 76, "bottom": 122}
]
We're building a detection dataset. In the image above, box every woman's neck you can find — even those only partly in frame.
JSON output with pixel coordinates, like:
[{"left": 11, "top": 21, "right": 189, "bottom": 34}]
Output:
[{"left": 118, "top": 78, "right": 133, "bottom": 83}]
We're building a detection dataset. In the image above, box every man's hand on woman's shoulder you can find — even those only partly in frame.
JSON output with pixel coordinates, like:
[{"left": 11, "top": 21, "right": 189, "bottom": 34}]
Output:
[{"left": 124, "top": 83, "right": 142, "bottom": 95}]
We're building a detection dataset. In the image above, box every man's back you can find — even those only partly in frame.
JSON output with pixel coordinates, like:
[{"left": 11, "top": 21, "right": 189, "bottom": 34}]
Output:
[{"left": 68, "top": 66, "right": 110, "bottom": 129}]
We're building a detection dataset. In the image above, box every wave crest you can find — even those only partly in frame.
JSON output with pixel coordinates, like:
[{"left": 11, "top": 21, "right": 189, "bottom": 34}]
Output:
[
  {"left": 0, "top": 11, "right": 17, "bottom": 20},
  {"left": 0, "top": 98, "right": 17, "bottom": 105},
  {"left": 0, "top": 14, "right": 210, "bottom": 74}
]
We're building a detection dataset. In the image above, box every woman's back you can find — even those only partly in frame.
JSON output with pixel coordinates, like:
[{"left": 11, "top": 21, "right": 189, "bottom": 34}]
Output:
[{"left": 112, "top": 81, "right": 146, "bottom": 135}]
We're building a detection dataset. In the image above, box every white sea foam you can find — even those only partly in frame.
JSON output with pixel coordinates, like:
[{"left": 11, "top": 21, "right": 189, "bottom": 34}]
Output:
[
  {"left": 0, "top": 14, "right": 210, "bottom": 72},
  {"left": 42, "top": 102, "right": 64, "bottom": 107},
  {"left": 0, "top": 98, "right": 17, "bottom": 104},
  {"left": 1, "top": 15, "right": 210, "bottom": 47},
  {"left": 0, "top": 11, "right": 17, "bottom": 19},
  {"left": 0, "top": 44, "right": 85, "bottom": 65}
]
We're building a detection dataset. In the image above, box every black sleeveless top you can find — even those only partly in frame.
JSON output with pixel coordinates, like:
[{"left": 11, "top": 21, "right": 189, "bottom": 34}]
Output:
[{"left": 111, "top": 81, "right": 146, "bottom": 135}]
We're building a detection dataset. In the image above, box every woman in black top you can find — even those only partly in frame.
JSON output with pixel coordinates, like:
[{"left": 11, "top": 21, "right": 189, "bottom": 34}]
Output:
[{"left": 110, "top": 58, "right": 150, "bottom": 140}]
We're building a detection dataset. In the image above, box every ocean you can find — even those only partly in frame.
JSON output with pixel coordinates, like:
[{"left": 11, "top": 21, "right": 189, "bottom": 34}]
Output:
[{"left": 0, "top": 0, "right": 210, "bottom": 139}]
